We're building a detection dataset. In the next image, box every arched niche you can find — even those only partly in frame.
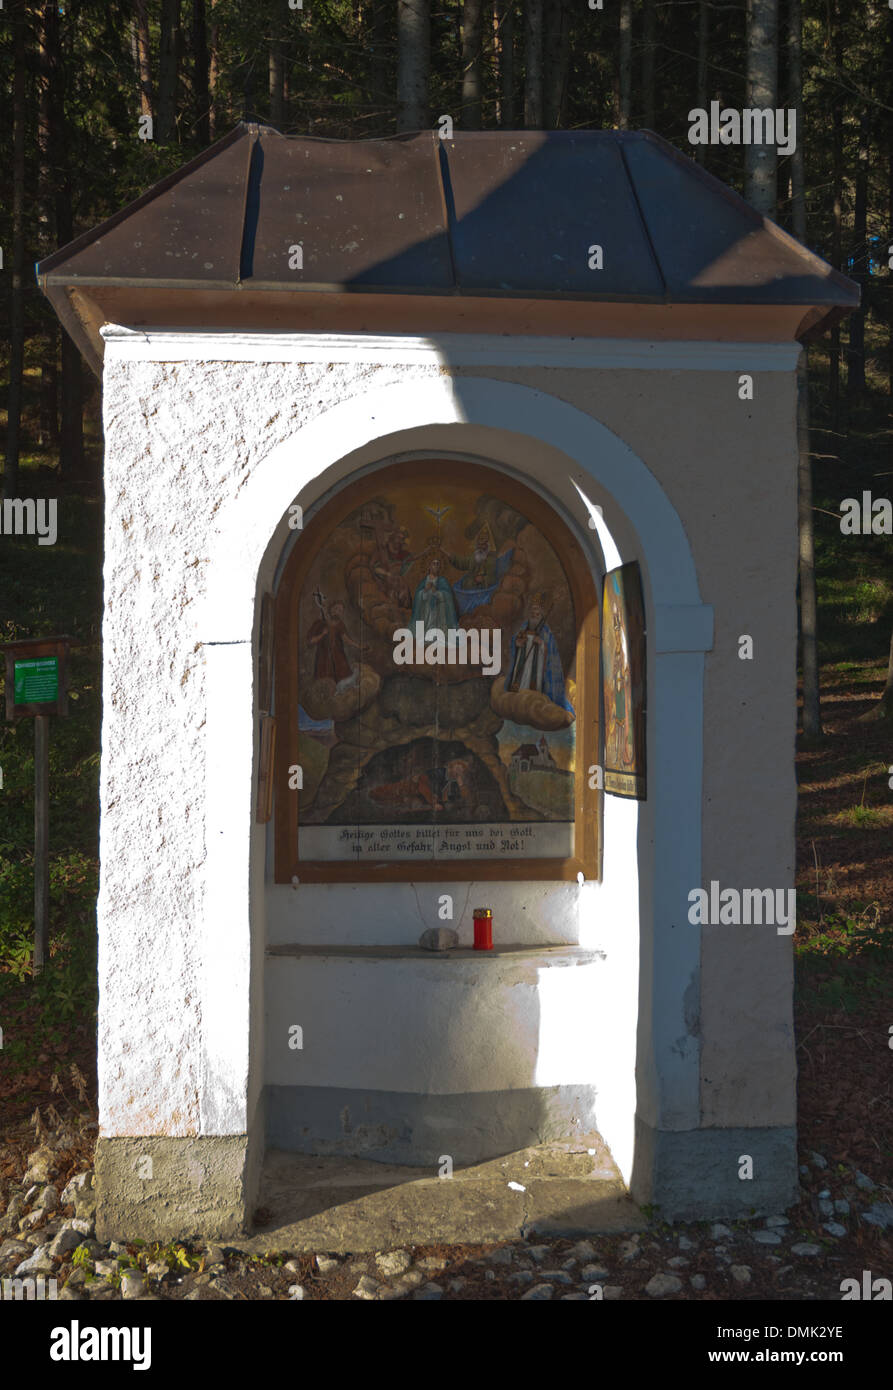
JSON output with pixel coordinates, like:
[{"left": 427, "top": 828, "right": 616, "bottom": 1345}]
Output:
[{"left": 272, "top": 458, "right": 601, "bottom": 885}]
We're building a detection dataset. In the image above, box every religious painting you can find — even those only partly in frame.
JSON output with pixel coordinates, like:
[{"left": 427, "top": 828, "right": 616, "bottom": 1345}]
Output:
[
  {"left": 293, "top": 473, "right": 581, "bottom": 865},
  {"left": 601, "top": 561, "right": 646, "bottom": 799}
]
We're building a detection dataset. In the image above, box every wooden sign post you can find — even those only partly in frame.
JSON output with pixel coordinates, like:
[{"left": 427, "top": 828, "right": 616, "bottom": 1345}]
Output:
[{"left": 4, "top": 635, "right": 71, "bottom": 975}]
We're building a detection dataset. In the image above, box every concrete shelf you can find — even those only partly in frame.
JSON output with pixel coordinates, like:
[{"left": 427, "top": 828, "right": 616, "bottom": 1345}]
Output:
[{"left": 266, "top": 943, "right": 603, "bottom": 964}]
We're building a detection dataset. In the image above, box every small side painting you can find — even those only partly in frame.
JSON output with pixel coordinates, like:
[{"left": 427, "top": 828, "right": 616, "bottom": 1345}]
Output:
[{"left": 601, "top": 561, "right": 646, "bottom": 800}]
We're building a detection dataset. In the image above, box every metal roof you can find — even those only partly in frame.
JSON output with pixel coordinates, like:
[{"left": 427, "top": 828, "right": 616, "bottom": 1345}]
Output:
[{"left": 37, "top": 123, "right": 857, "bottom": 363}]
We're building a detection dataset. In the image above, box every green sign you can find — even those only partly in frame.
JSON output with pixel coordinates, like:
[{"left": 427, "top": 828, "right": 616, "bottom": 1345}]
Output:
[{"left": 14, "top": 656, "right": 59, "bottom": 706}]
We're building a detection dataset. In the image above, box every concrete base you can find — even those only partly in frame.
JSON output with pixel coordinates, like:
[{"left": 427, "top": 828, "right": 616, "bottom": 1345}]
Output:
[
  {"left": 630, "top": 1119, "right": 799, "bottom": 1221},
  {"left": 244, "top": 1136, "right": 645, "bottom": 1253},
  {"left": 266, "top": 1083, "right": 599, "bottom": 1166},
  {"left": 94, "top": 1136, "right": 254, "bottom": 1242}
]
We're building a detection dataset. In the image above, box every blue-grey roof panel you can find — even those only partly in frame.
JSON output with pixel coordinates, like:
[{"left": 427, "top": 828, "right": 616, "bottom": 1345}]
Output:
[{"left": 442, "top": 131, "right": 664, "bottom": 297}]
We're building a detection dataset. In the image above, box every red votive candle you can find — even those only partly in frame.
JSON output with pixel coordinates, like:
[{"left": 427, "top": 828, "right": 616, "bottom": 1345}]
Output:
[{"left": 473, "top": 908, "right": 493, "bottom": 950}]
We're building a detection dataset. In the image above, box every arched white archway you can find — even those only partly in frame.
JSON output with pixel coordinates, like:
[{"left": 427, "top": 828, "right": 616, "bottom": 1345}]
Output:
[{"left": 198, "top": 374, "right": 713, "bottom": 1202}]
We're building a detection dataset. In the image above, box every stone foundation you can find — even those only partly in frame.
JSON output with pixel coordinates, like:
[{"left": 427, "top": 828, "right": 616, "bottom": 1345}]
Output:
[
  {"left": 630, "top": 1119, "right": 799, "bottom": 1221},
  {"left": 94, "top": 1136, "right": 256, "bottom": 1242}
]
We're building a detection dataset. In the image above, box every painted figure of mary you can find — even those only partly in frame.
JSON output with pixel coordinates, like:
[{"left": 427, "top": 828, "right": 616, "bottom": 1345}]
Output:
[{"left": 411, "top": 557, "right": 459, "bottom": 631}]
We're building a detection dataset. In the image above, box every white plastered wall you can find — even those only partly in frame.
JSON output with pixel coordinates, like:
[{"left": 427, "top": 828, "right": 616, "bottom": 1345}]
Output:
[{"left": 98, "top": 329, "right": 796, "bottom": 1190}]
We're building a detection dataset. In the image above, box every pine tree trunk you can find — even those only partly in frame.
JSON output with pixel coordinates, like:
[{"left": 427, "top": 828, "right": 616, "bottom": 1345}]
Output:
[
  {"left": 158, "top": 0, "right": 181, "bottom": 143},
  {"left": 134, "top": 0, "right": 154, "bottom": 120},
  {"left": 462, "top": 0, "right": 483, "bottom": 128},
  {"left": 193, "top": 0, "right": 210, "bottom": 144},
  {"left": 59, "top": 334, "right": 85, "bottom": 480},
  {"left": 787, "top": 0, "right": 820, "bottom": 735},
  {"left": 369, "top": 0, "right": 390, "bottom": 110},
  {"left": 847, "top": 110, "right": 869, "bottom": 400},
  {"left": 497, "top": 0, "right": 514, "bottom": 127},
  {"left": 829, "top": 20, "right": 843, "bottom": 424},
  {"left": 543, "top": 0, "right": 568, "bottom": 130},
  {"left": 798, "top": 354, "right": 822, "bottom": 735},
  {"left": 4, "top": 0, "right": 27, "bottom": 501},
  {"left": 618, "top": 0, "right": 631, "bottom": 129},
  {"left": 270, "top": 46, "right": 285, "bottom": 128},
  {"left": 397, "top": 0, "right": 430, "bottom": 131},
  {"left": 745, "top": 0, "right": 778, "bottom": 217},
  {"left": 888, "top": 150, "right": 893, "bottom": 397},
  {"left": 695, "top": 0, "right": 708, "bottom": 163},
  {"left": 55, "top": 15, "right": 84, "bottom": 480},
  {"left": 641, "top": 0, "right": 655, "bottom": 128},
  {"left": 787, "top": 0, "right": 805, "bottom": 241},
  {"left": 524, "top": 0, "right": 543, "bottom": 128},
  {"left": 209, "top": 0, "right": 219, "bottom": 137},
  {"left": 38, "top": 3, "right": 61, "bottom": 462},
  {"left": 39, "top": 357, "right": 59, "bottom": 450}
]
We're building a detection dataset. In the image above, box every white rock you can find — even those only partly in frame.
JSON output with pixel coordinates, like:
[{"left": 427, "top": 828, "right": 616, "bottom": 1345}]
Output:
[
  {"left": 375, "top": 1249, "right": 412, "bottom": 1277},
  {"left": 730, "top": 1265, "right": 751, "bottom": 1284},
  {"left": 48, "top": 1227, "right": 83, "bottom": 1258},
  {"left": 0, "top": 1239, "right": 31, "bottom": 1262},
  {"left": 791, "top": 1243, "right": 821, "bottom": 1256},
  {"left": 60, "top": 1172, "right": 93, "bottom": 1207},
  {"left": 566, "top": 1239, "right": 597, "bottom": 1262},
  {"left": 521, "top": 1283, "right": 555, "bottom": 1300},
  {"left": 752, "top": 1231, "right": 782, "bottom": 1245},
  {"left": 121, "top": 1271, "right": 146, "bottom": 1299},
  {"left": 288, "top": 1284, "right": 305, "bottom": 1300},
  {"left": 38, "top": 1186, "right": 59, "bottom": 1211},
  {"left": 580, "top": 1263, "right": 609, "bottom": 1281},
  {"left": 822, "top": 1222, "right": 846, "bottom": 1238},
  {"left": 418, "top": 927, "right": 458, "bottom": 951},
  {"left": 854, "top": 1171, "right": 875, "bottom": 1192},
  {"left": 352, "top": 1275, "right": 380, "bottom": 1300},
  {"left": 690, "top": 1274, "right": 706, "bottom": 1291},
  {"left": 710, "top": 1223, "right": 732, "bottom": 1239},
  {"left": 861, "top": 1203, "right": 893, "bottom": 1230},
  {"left": 14, "top": 1244, "right": 55, "bottom": 1277},
  {"left": 764, "top": 1215, "right": 789, "bottom": 1228},
  {"left": 645, "top": 1273, "right": 682, "bottom": 1297}
]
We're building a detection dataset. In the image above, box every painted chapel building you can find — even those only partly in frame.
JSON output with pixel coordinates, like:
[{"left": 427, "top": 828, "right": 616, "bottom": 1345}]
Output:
[{"left": 38, "top": 126, "right": 857, "bottom": 1239}]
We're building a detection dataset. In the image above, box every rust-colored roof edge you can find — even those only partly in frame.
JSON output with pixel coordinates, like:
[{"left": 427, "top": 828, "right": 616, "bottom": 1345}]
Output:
[
  {"left": 635, "top": 130, "right": 860, "bottom": 308},
  {"left": 796, "top": 303, "right": 854, "bottom": 344},
  {"left": 43, "top": 285, "right": 103, "bottom": 379},
  {"left": 36, "top": 273, "right": 860, "bottom": 307},
  {"left": 34, "top": 124, "right": 252, "bottom": 283}
]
